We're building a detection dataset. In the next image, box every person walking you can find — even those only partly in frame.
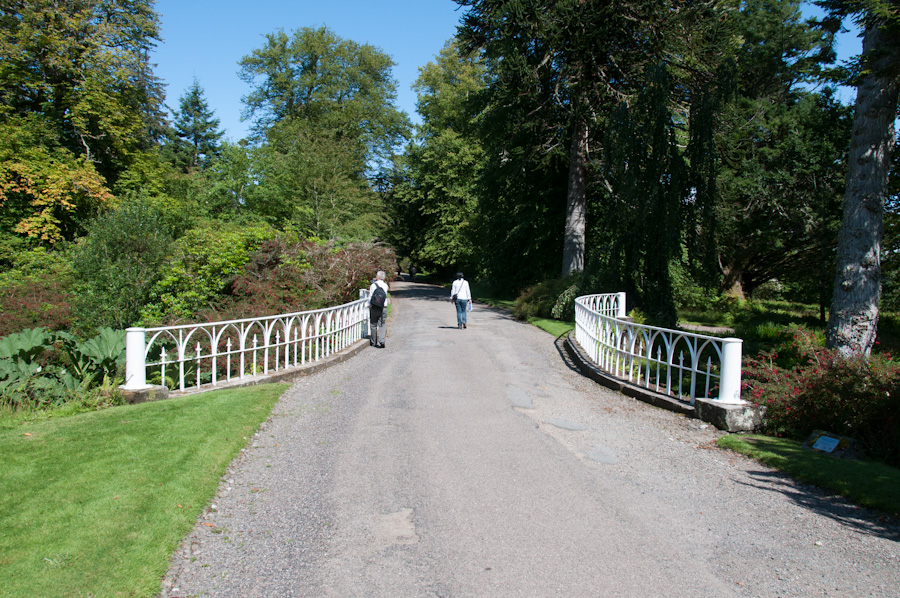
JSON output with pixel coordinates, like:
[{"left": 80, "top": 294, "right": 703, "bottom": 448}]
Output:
[
  {"left": 367, "top": 271, "right": 389, "bottom": 347},
  {"left": 450, "top": 272, "right": 472, "bottom": 329}
]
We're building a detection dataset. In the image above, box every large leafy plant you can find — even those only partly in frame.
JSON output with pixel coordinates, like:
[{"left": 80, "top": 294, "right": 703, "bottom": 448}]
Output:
[{"left": 0, "top": 327, "right": 126, "bottom": 409}]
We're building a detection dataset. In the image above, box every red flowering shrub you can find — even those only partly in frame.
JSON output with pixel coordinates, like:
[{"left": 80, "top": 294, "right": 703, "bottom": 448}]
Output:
[{"left": 743, "top": 327, "right": 900, "bottom": 466}]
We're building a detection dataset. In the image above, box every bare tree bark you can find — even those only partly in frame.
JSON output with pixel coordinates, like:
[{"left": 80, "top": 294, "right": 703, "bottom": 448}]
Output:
[
  {"left": 826, "top": 22, "right": 900, "bottom": 358},
  {"left": 562, "top": 119, "right": 588, "bottom": 275}
]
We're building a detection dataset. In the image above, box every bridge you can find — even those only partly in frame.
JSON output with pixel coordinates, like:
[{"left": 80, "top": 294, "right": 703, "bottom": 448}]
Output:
[
  {"left": 121, "top": 280, "right": 756, "bottom": 429},
  {"left": 156, "top": 279, "right": 898, "bottom": 597}
]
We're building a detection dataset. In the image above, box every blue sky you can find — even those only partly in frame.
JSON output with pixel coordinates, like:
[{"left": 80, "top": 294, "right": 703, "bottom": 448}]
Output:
[
  {"left": 150, "top": 0, "right": 465, "bottom": 141},
  {"left": 150, "top": 0, "right": 861, "bottom": 142}
]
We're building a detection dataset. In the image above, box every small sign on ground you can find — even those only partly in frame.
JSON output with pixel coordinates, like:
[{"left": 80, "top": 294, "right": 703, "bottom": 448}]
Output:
[{"left": 803, "top": 430, "right": 859, "bottom": 459}]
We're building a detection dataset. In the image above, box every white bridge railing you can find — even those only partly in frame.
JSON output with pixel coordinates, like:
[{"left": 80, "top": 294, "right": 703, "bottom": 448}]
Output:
[
  {"left": 574, "top": 293, "right": 743, "bottom": 404},
  {"left": 123, "top": 291, "right": 370, "bottom": 393}
]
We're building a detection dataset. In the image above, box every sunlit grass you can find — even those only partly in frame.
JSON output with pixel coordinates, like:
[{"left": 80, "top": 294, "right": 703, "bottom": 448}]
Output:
[
  {"left": 0, "top": 383, "right": 287, "bottom": 598},
  {"left": 527, "top": 317, "right": 575, "bottom": 338}
]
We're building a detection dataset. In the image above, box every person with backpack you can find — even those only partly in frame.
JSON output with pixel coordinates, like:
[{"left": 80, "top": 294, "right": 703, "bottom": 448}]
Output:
[
  {"left": 367, "top": 270, "right": 389, "bottom": 347},
  {"left": 450, "top": 271, "right": 472, "bottom": 329}
]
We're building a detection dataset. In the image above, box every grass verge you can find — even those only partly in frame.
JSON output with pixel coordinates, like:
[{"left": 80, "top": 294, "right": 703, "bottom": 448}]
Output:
[
  {"left": 718, "top": 434, "right": 900, "bottom": 515},
  {"left": 0, "top": 383, "right": 288, "bottom": 598},
  {"left": 527, "top": 317, "right": 575, "bottom": 338}
]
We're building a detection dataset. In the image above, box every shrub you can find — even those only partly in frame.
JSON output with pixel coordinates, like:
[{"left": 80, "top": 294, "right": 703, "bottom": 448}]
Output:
[
  {"left": 206, "top": 239, "right": 397, "bottom": 320},
  {"left": 513, "top": 275, "right": 580, "bottom": 321},
  {"left": 0, "top": 327, "right": 125, "bottom": 411},
  {"left": 138, "top": 220, "right": 274, "bottom": 325},
  {"left": 71, "top": 201, "right": 174, "bottom": 333},
  {"left": 0, "top": 247, "right": 74, "bottom": 337},
  {"left": 743, "top": 326, "right": 900, "bottom": 466}
]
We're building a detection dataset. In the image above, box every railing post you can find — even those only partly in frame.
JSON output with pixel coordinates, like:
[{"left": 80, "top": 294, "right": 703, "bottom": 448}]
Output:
[
  {"left": 616, "top": 292, "right": 627, "bottom": 319},
  {"left": 717, "top": 338, "right": 744, "bottom": 403},
  {"left": 123, "top": 327, "right": 149, "bottom": 390}
]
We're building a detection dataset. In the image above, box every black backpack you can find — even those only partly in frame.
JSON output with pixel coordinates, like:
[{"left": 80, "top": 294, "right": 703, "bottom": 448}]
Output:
[{"left": 370, "top": 285, "right": 387, "bottom": 308}]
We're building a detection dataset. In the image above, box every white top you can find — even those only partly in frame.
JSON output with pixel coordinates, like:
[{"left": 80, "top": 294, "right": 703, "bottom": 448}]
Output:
[
  {"left": 367, "top": 279, "right": 390, "bottom": 307},
  {"left": 451, "top": 278, "right": 471, "bottom": 301}
]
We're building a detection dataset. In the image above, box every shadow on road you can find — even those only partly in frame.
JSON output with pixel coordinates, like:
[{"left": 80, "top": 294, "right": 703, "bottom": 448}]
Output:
[{"left": 734, "top": 470, "right": 900, "bottom": 541}]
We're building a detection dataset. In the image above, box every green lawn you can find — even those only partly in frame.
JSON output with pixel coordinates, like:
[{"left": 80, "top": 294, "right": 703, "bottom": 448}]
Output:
[
  {"left": 527, "top": 317, "right": 575, "bottom": 338},
  {"left": 718, "top": 435, "right": 900, "bottom": 515},
  {"left": 0, "top": 383, "right": 287, "bottom": 598}
]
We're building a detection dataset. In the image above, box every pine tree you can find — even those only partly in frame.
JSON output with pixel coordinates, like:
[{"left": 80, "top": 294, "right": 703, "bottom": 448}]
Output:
[{"left": 170, "top": 79, "right": 223, "bottom": 172}]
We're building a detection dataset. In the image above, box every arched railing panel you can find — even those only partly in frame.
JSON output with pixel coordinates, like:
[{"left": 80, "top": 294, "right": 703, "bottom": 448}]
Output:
[
  {"left": 574, "top": 294, "right": 743, "bottom": 405},
  {"left": 126, "top": 293, "right": 371, "bottom": 393}
]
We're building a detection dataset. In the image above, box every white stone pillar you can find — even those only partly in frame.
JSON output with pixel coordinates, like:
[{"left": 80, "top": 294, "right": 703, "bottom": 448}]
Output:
[
  {"left": 717, "top": 338, "right": 744, "bottom": 404},
  {"left": 123, "top": 327, "right": 149, "bottom": 390}
]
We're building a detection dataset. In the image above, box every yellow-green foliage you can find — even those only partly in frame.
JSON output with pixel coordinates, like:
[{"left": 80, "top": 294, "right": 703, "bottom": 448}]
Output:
[{"left": 140, "top": 220, "right": 275, "bottom": 324}]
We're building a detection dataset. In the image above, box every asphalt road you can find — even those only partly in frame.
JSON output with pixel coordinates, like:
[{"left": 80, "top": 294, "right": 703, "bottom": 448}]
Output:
[{"left": 161, "top": 280, "right": 900, "bottom": 598}]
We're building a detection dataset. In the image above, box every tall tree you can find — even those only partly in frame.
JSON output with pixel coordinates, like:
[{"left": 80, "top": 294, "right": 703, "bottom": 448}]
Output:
[
  {"left": 0, "top": 0, "right": 166, "bottom": 183},
  {"left": 238, "top": 26, "right": 409, "bottom": 174},
  {"left": 456, "top": 0, "right": 723, "bottom": 277},
  {"left": 0, "top": 0, "right": 165, "bottom": 254},
  {"left": 169, "top": 79, "right": 223, "bottom": 172},
  {"left": 820, "top": 0, "right": 900, "bottom": 357},
  {"left": 236, "top": 26, "right": 409, "bottom": 239},
  {"left": 387, "top": 41, "right": 487, "bottom": 273},
  {"left": 714, "top": 0, "right": 848, "bottom": 303}
]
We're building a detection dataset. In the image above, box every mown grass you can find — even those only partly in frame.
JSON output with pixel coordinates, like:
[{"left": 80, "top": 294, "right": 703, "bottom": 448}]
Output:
[
  {"left": 718, "top": 434, "right": 900, "bottom": 515},
  {"left": 0, "top": 383, "right": 288, "bottom": 598},
  {"left": 527, "top": 317, "right": 575, "bottom": 338}
]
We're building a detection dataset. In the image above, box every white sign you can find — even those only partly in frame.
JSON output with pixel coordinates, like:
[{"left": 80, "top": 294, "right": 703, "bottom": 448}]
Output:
[{"left": 812, "top": 435, "right": 840, "bottom": 453}]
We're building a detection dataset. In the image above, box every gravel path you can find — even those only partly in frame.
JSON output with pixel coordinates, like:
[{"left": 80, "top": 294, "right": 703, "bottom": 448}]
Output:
[{"left": 160, "top": 281, "right": 899, "bottom": 598}]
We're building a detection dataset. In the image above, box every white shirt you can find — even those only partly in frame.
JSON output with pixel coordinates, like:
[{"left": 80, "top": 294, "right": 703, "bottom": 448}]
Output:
[
  {"left": 367, "top": 279, "right": 389, "bottom": 307},
  {"left": 451, "top": 278, "right": 471, "bottom": 301}
]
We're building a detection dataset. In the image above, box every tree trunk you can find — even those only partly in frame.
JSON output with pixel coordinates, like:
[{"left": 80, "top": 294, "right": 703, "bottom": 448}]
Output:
[
  {"left": 562, "top": 119, "right": 588, "bottom": 275},
  {"left": 826, "top": 23, "right": 900, "bottom": 358}
]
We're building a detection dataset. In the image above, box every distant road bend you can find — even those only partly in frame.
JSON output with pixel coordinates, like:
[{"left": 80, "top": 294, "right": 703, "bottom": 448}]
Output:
[{"left": 161, "top": 279, "right": 900, "bottom": 598}]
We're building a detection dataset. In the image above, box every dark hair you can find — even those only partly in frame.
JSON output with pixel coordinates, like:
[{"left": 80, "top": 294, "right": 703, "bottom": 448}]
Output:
[{"left": 456, "top": 271, "right": 464, "bottom": 279}]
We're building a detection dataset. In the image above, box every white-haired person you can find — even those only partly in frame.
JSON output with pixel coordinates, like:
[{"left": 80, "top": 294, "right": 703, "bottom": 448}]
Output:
[
  {"left": 367, "top": 270, "right": 389, "bottom": 347},
  {"left": 450, "top": 271, "right": 472, "bottom": 329}
]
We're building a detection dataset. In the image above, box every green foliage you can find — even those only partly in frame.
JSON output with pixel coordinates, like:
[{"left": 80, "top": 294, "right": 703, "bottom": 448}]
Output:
[
  {"left": 551, "top": 280, "right": 580, "bottom": 321},
  {"left": 0, "top": 117, "right": 114, "bottom": 244},
  {"left": 56, "top": 328, "right": 126, "bottom": 388},
  {"left": 238, "top": 25, "right": 409, "bottom": 171},
  {"left": 387, "top": 42, "right": 487, "bottom": 273},
  {"left": 201, "top": 142, "right": 257, "bottom": 220},
  {"left": 0, "top": 327, "right": 125, "bottom": 410},
  {"left": 513, "top": 275, "right": 580, "bottom": 321},
  {"left": 139, "top": 221, "right": 274, "bottom": 324},
  {"left": 742, "top": 326, "right": 900, "bottom": 466},
  {"left": 165, "top": 79, "right": 223, "bottom": 172},
  {"left": 0, "top": 0, "right": 166, "bottom": 186},
  {"left": 589, "top": 65, "right": 689, "bottom": 327},
  {"left": 71, "top": 201, "right": 174, "bottom": 332},
  {"left": 715, "top": 0, "right": 850, "bottom": 305},
  {"left": 251, "top": 120, "right": 382, "bottom": 240}
]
